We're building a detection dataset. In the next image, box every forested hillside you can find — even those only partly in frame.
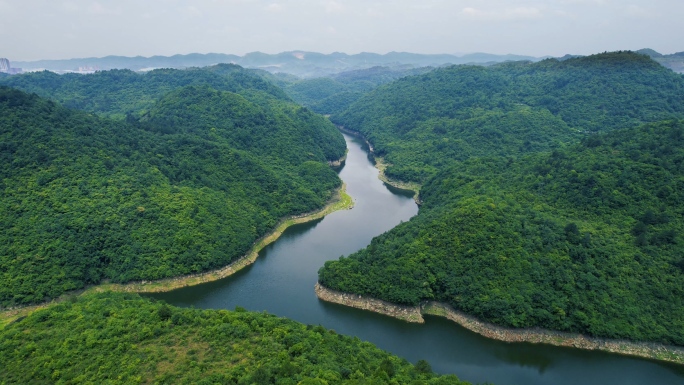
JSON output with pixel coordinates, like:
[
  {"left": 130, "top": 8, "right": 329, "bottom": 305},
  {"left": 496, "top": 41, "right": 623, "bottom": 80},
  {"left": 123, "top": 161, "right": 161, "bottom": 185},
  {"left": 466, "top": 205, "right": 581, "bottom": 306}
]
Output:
[
  {"left": 144, "top": 85, "right": 344, "bottom": 163},
  {"left": 285, "top": 67, "right": 433, "bottom": 115},
  {"left": 319, "top": 53, "right": 684, "bottom": 345},
  {"left": 0, "top": 292, "right": 469, "bottom": 384},
  {"left": 0, "top": 64, "right": 288, "bottom": 119},
  {"left": 0, "top": 86, "right": 345, "bottom": 307},
  {"left": 332, "top": 52, "right": 684, "bottom": 182},
  {"left": 320, "top": 120, "right": 684, "bottom": 344}
]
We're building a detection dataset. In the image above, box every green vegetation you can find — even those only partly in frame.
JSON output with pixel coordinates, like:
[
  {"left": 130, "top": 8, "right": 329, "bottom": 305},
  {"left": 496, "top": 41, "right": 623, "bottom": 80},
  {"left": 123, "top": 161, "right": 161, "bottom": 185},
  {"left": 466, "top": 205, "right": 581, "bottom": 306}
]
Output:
[
  {"left": 332, "top": 52, "right": 684, "bottom": 183},
  {"left": 321, "top": 120, "right": 684, "bottom": 344},
  {"left": 0, "top": 84, "right": 345, "bottom": 307},
  {"left": 319, "top": 52, "right": 684, "bottom": 345},
  {"left": 143, "top": 85, "right": 345, "bottom": 163},
  {"left": 0, "top": 64, "right": 289, "bottom": 120},
  {"left": 0, "top": 292, "right": 469, "bottom": 384},
  {"left": 285, "top": 67, "right": 433, "bottom": 115}
]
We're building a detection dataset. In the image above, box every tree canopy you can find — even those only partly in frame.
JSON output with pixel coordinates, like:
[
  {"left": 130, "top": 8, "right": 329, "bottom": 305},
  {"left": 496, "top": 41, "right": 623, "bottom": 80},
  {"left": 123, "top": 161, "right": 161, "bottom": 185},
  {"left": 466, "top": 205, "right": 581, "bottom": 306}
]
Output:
[
  {"left": 331, "top": 51, "right": 684, "bottom": 182},
  {"left": 319, "top": 52, "right": 684, "bottom": 345},
  {"left": 284, "top": 67, "right": 434, "bottom": 116},
  {"left": 0, "top": 64, "right": 289, "bottom": 120},
  {"left": 0, "top": 82, "right": 344, "bottom": 307},
  {"left": 0, "top": 292, "right": 469, "bottom": 385}
]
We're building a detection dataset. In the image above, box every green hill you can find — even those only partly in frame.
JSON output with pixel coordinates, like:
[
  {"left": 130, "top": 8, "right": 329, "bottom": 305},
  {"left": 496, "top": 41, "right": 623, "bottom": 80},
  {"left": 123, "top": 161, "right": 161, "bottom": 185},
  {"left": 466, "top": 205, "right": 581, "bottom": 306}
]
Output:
[
  {"left": 319, "top": 52, "right": 684, "bottom": 345},
  {"left": 331, "top": 51, "right": 684, "bottom": 182},
  {"left": 0, "top": 292, "right": 469, "bottom": 384},
  {"left": 0, "top": 86, "right": 344, "bottom": 307},
  {"left": 144, "top": 85, "right": 344, "bottom": 163},
  {"left": 320, "top": 120, "right": 684, "bottom": 344},
  {"left": 0, "top": 64, "right": 289, "bottom": 119},
  {"left": 285, "top": 67, "right": 434, "bottom": 115}
]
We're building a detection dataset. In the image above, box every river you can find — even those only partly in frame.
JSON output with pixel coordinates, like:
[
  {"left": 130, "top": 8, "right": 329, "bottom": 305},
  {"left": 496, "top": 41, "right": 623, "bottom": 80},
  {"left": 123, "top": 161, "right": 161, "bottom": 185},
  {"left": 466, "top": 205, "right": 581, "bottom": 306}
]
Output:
[{"left": 149, "top": 133, "right": 684, "bottom": 385}]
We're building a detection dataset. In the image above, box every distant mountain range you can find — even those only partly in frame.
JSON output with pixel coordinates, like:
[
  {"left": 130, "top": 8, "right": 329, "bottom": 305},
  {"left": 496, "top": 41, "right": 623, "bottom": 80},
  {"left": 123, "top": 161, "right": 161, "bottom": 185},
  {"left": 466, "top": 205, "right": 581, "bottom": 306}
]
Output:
[
  {"left": 11, "top": 49, "right": 684, "bottom": 77},
  {"left": 636, "top": 48, "right": 684, "bottom": 73},
  {"left": 13, "top": 51, "right": 546, "bottom": 77}
]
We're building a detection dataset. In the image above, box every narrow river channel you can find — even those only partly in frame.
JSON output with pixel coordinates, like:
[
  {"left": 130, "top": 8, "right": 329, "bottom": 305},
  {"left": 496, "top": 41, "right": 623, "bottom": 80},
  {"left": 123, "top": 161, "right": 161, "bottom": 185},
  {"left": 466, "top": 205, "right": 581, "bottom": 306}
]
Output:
[{"left": 149, "top": 133, "right": 684, "bottom": 385}]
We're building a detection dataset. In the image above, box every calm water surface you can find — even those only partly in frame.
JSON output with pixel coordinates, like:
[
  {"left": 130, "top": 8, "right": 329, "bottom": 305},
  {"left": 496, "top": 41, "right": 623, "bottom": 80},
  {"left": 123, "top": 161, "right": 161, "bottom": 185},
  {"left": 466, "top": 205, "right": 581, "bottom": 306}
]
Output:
[{"left": 150, "top": 134, "right": 684, "bottom": 385}]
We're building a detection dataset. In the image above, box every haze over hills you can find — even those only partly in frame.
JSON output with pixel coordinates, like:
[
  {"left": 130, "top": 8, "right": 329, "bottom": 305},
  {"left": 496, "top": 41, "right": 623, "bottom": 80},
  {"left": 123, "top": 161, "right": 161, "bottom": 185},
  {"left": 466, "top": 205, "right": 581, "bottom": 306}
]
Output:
[
  {"left": 636, "top": 48, "right": 684, "bottom": 73},
  {"left": 11, "top": 51, "right": 546, "bottom": 77},
  {"left": 8, "top": 48, "right": 683, "bottom": 81}
]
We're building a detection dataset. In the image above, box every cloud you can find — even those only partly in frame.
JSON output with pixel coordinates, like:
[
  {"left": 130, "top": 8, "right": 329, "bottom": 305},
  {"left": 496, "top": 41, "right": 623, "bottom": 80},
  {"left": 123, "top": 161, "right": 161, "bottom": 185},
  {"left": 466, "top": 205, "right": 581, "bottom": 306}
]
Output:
[
  {"left": 461, "top": 6, "right": 543, "bottom": 21},
  {"left": 324, "top": 1, "right": 343, "bottom": 14},
  {"left": 87, "top": 2, "right": 120, "bottom": 16},
  {"left": 0, "top": 1, "right": 14, "bottom": 13},
  {"left": 265, "top": 3, "right": 283, "bottom": 12},
  {"left": 624, "top": 4, "right": 654, "bottom": 18},
  {"left": 61, "top": 2, "right": 79, "bottom": 12},
  {"left": 186, "top": 6, "right": 203, "bottom": 17},
  {"left": 366, "top": 7, "right": 384, "bottom": 18},
  {"left": 560, "top": 0, "right": 608, "bottom": 4}
]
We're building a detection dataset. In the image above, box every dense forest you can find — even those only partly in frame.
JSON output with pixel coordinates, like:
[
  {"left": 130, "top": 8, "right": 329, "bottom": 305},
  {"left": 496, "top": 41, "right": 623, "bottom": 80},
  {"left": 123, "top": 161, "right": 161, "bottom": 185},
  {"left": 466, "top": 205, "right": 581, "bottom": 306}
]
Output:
[
  {"left": 319, "top": 53, "right": 684, "bottom": 344},
  {"left": 284, "top": 67, "right": 433, "bottom": 115},
  {"left": 0, "top": 83, "right": 345, "bottom": 307},
  {"left": 0, "top": 64, "right": 289, "bottom": 120},
  {"left": 331, "top": 52, "right": 684, "bottom": 182},
  {"left": 0, "top": 292, "right": 469, "bottom": 384}
]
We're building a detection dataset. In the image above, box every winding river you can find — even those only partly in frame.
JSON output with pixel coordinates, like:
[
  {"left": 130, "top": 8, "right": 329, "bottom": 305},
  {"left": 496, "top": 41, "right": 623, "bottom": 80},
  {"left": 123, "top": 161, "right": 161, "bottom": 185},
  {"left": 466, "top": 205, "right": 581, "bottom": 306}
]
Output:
[{"left": 149, "top": 134, "right": 684, "bottom": 385}]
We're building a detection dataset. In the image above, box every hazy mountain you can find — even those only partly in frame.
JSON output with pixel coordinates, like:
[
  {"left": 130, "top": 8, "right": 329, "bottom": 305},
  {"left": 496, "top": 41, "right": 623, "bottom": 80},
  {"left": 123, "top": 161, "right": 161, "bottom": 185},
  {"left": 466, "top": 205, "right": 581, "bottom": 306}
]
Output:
[
  {"left": 635, "top": 48, "right": 684, "bottom": 73},
  {"left": 13, "top": 51, "right": 545, "bottom": 77}
]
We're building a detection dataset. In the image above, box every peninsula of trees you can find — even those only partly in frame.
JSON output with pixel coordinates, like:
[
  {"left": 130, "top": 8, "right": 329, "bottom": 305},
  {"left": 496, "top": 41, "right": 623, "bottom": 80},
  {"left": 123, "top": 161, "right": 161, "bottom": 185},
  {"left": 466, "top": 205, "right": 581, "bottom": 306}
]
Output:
[{"left": 319, "top": 52, "right": 684, "bottom": 345}]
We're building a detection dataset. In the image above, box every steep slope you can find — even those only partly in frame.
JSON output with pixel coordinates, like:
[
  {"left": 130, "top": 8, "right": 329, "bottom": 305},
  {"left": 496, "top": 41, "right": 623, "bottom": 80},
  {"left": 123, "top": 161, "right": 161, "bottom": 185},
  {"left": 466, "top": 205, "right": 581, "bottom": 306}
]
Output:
[
  {"left": 319, "top": 52, "right": 684, "bottom": 345},
  {"left": 0, "top": 86, "right": 344, "bottom": 307},
  {"left": 320, "top": 120, "right": 684, "bottom": 344},
  {"left": 332, "top": 52, "right": 684, "bottom": 182},
  {"left": 144, "top": 85, "right": 345, "bottom": 163},
  {"left": 0, "top": 292, "right": 469, "bottom": 384}
]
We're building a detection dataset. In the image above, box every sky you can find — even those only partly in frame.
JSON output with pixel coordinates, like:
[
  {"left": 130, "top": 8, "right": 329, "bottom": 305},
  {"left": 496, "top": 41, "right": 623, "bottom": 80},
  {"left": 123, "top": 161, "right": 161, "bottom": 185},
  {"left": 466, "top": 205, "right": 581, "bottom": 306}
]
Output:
[{"left": 1, "top": 0, "right": 682, "bottom": 61}]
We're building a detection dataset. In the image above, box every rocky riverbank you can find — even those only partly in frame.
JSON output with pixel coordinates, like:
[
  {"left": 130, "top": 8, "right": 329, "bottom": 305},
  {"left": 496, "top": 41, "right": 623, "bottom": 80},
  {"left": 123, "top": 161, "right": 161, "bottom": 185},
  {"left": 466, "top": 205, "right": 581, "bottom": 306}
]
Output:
[
  {"left": 314, "top": 283, "right": 424, "bottom": 323},
  {"left": 0, "top": 184, "right": 353, "bottom": 327},
  {"left": 95, "top": 183, "right": 354, "bottom": 294},
  {"left": 328, "top": 152, "right": 347, "bottom": 167},
  {"left": 315, "top": 283, "right": 684, "bottom": 365}
]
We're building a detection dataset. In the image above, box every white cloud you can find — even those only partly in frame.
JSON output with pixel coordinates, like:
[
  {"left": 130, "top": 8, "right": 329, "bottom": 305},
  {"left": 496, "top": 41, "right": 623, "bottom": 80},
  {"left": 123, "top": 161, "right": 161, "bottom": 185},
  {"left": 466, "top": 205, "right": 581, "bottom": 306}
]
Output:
[
  {"left": 61, "top": 2, "right": 79, "bottom": 12},
  {"left": 366, "top": 7, "right": 384, "bottom": 18},
  {"left": 560, "top": 0, "right": 608, "bottom": 4},
  {"left": 186, "top": 6, "right": 203, "bottom": 17},
  {"left": 0, "top": 1, "right": 14, "bottom": 13},
  {"left": 87, "top": 2, "right": 121, "bottom": 15},
  {"left": 324, "top": 1, "right": 343, "bottom": 14},
  {"left": 461, "top": 6, "right": 543, "bottom": 21},
  {"left": 3, "top": 0, "right": 684, "bottom": 61},
  {"left": 624, "top": 4, "right": 654, "bottom": 18},
  {"left": 265, "top": 3, "right": 283, "bottom": 12}
]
